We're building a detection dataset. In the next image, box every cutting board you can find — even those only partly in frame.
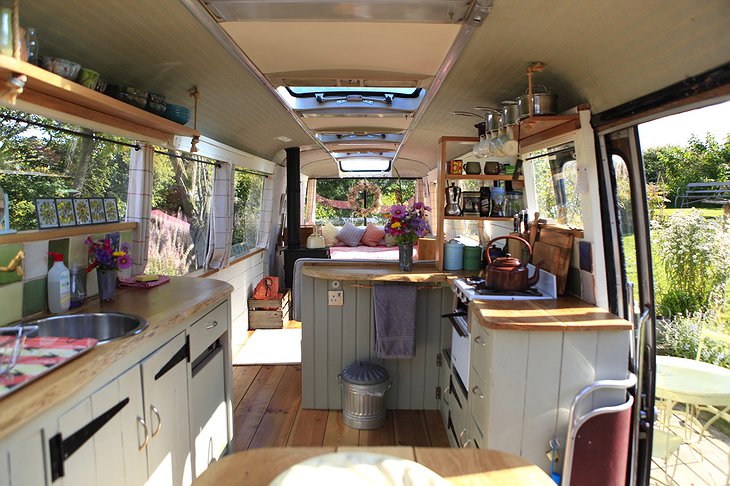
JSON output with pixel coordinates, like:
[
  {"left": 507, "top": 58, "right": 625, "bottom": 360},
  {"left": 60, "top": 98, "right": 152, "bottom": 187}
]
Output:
[{"left": 532, "top": 225, "right": 574, "bottom": 295}]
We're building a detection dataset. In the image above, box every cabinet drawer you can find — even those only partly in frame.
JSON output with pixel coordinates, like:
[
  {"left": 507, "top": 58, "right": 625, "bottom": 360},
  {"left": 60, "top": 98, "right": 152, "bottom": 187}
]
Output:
[
  {"left": 191, "top": 346, "right": 227, "bottom": 477},
  {"left": 471, "top": 324, "right": 490, "bottom": 380},
  {"left": 469, "top": 366, "right": 487, "bottom": 427},
  {"left": 190, "top": 302, "right": 228, "bottom": 361}
]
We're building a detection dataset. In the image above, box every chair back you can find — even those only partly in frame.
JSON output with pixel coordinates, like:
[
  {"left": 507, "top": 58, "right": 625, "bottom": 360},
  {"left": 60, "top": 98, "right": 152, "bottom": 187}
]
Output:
[
  {"left": 696, "top": 327, "right": 730, "bottom": 361},
  {"left": 562, "top": 373, "right": 637, "bottom": 486}
]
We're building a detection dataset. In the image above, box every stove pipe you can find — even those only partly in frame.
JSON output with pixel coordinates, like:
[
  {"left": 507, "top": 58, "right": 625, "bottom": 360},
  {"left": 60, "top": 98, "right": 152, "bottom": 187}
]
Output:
[{"left": 285, "top": 146, "right": 301, "bottom": 248}]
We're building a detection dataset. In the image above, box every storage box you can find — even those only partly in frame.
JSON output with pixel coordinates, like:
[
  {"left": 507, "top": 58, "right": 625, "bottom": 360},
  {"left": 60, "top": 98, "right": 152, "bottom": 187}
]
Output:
[{"left": 248, "top": 289, "right": 291, "bottom": 329}]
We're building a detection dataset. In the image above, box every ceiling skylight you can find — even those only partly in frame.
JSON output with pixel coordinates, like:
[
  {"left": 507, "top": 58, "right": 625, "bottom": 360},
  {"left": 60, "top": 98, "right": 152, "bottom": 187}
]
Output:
[{"left": 338, "top": 157, "right": 391, "bottom": 172}]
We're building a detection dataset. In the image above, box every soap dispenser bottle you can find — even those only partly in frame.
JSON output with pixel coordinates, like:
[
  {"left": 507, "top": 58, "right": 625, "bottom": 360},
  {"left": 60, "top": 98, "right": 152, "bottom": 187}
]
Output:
[{"left": 47, "top": 252, "right": 70, "bottom": 313}]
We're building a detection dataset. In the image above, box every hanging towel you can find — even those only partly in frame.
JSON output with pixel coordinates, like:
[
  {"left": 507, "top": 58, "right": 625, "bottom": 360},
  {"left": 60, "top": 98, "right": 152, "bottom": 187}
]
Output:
[{"left": 373, "top": 284, "right": 417, "bottom": 358}]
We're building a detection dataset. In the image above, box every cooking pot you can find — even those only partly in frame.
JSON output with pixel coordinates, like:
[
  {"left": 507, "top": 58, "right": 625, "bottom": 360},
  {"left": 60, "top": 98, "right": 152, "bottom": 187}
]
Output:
[
  {"left": 517, "top": 85, "right": 558, "bottom": 119},
  {"left": 485, "top": 235, "right": 542, "bottom": 291},
  {"left": 485, "top": 110, "right": 503, "bottom": 132},
  {"left": 500, "top": 100, "right": 520, "bottom": 126}
]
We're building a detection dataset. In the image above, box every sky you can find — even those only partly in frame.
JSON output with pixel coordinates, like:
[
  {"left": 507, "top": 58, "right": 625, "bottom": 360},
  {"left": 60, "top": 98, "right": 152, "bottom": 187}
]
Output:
[{"left": 638, "top": 100, "right": 730, "bottom": 149}]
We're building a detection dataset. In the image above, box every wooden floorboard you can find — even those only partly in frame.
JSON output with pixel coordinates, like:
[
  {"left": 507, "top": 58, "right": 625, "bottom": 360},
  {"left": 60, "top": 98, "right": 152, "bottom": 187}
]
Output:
[{"left": 232, "top": 365, "right": 449, "bottom": 452}]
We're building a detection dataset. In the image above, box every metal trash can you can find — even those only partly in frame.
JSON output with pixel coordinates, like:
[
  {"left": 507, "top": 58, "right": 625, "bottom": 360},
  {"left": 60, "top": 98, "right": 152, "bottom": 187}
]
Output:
[{"left": 338, "top": 361, "right": 391, "bottom": 430}]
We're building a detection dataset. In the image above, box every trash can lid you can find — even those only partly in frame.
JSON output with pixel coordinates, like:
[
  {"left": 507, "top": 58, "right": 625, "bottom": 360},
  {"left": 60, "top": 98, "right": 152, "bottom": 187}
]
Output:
[{"left": 341, "top": 361, "right": 389, "bottom": 385}]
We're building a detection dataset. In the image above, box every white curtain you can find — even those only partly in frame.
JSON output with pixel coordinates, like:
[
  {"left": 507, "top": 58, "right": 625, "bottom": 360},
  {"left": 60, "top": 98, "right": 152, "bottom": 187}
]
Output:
[
  {"left": 205, "top": 162, "right": 234, "bottom": 269},
  {"left": 126, "top": 143, "right": 154, "bottom": 276}
]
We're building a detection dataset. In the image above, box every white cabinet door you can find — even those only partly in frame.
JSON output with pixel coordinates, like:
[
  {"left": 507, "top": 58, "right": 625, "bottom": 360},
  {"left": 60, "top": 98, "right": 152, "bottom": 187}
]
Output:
[
  {"left": 4, "top": 428, "right": 47, "bottom": 486},
  {"left": 56, "top": 397, "right": 96, "bottom": 485},
  {"left": 141, "top": 332, "right": 191, "bottom": 486},
  {"left": 190, "top": 346, "right": 226, "bottom": 477}
]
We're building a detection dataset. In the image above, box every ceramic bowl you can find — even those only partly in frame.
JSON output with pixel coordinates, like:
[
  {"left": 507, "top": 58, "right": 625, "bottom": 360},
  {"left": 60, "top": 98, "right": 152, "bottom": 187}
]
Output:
[
  {"left": 41, "top": 57, "right": 82, "bottom": 81},
  {"left": 163, "top": 103, "right": 191, "bottom": 125}
]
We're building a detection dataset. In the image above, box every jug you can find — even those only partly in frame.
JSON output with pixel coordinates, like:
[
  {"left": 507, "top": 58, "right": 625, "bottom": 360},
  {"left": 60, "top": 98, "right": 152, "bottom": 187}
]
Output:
[
  {"left": 306, "top": 225, "right": 325, "bottom": 249},
  {"left": 444, "top": 183, "right": 462, "bottom": 216}
]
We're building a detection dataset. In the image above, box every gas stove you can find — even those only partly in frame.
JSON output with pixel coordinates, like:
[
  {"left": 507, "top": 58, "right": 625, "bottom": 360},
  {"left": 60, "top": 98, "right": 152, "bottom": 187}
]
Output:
[{"left": 452, "top": 265, "right": 557, "bottom": 302}]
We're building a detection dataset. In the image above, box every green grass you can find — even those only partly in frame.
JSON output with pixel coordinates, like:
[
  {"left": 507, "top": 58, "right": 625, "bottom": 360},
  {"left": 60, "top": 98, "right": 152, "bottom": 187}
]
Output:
[{"left": 663, "top": 207, "right": 724, "bottom": 218}]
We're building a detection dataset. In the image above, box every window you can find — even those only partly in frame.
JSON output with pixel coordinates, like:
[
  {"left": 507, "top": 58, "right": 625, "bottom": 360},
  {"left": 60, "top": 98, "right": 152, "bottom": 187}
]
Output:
[
  {"left": 232, "top": 169, "right": 264, "bottom": 258},
  {"left": 529, "top": 142, "right": 583, "bottom": 228},
  {"left": 0, "top": 108, "right": 130, "bottom": 230},
  {"left": 148, "top": 150, "right": 214, "bottom": 275},
  {"left": 313, "top": 178, "right": 416, "bottom": 226}
]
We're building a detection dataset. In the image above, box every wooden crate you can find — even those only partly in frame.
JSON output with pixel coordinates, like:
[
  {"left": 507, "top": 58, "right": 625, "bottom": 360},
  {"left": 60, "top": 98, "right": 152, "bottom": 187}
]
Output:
[{"left": 248, "top": 289, "right": 291, "bottom": 329}]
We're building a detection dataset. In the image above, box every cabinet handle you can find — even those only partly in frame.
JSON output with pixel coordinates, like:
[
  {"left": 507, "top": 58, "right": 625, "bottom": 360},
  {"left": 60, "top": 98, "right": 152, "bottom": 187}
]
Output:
[
  {"left": 151, "top": 405, "right": 162, "bottom": 437},
  {"left": 206, "top": 320, "right": 218, "bottom": 330},
  {"left": 472, "top": 386, "right": 484, "bottom": 399},
  {"left": 137, "top": 416, "right": 149, "bottom": 451},
  {"left": 474, "top": 335, "right": 486, "bottom": 346},
  {"left": 462, "top": 438, "right": 473, "bottom": 448},
  {"left": 459, "top": 427, "right": 468, "bottom": 441},
  {"left": 443, "top": 386, "right": 451, "bottom": 406}
]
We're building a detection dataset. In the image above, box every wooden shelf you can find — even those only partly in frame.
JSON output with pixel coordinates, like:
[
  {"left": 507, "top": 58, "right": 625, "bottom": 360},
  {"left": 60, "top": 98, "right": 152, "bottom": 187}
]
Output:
[
  {"left": 517, "top": 115, "right": 580, "bottom": 147},
  {"left": 0, "top": 222, "right": 137, "bottom": 245},
  {"left": 444, "top": 216, "right": 513, "bottom": 221},
  {"left": 0, "top": 55, "right": 200, "bottom": 145},
  {"left": 445, "top": 174, "right": 523, "bottom": 181}
]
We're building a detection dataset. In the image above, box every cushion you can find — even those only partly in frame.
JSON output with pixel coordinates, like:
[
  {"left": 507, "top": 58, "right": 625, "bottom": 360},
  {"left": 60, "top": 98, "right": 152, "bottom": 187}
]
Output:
[
  {"left": 321, "top": 222, "right": 339, "bottom": 246},
  {"left": 336, "top": 222, "right": 366, "bottom": 247},
  {"left": 384, "top": 234, "right": 397, "bottom": 247},
  {"left": 360, "top": 224, "right": 386, "bottom": 247}
]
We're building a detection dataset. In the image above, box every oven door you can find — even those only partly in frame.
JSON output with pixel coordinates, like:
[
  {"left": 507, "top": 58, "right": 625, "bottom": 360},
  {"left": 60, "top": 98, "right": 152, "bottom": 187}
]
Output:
[{"left": 450, "top": 315, "right": 471, "bottom": 390}]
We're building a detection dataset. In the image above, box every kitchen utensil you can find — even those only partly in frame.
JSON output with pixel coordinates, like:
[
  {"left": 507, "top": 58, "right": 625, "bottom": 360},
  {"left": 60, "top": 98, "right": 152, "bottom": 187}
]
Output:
[
  {"left": 528, "top": 211, "right": 540, "bottom": 247},
  {"left": 483, "top": 161, "right": 501, "bottom": 175},
  {"left": 488, "top": 130, "right": 504, "bottom": 156},
  {"left": 485, "top": 110, "right": 503, "bottom": 132},
  {"left": 464, "top": 161, "right": 481, "bottom": 174},
  {"left": 444, "top": 183, "right": 462, "bottom": 216},
  {"left": 535, "top": 226, "right": 575, "bottom": 295},
  {"left": 444, "top": 240, "right": 465, "bottom": 271},
  {"left": 485, "top": 235, "right": 542, "bottom": 291},
  {"left": 448, "top": 159, "right": 463, "bottom": 174},
  {"left": 517, "top": 85, "right": 558, "bottom": 119},
  {"left": 500, "top": 100, "right": 520, "bottom": 126},
  {"left": 496, "top": 130, "right": 519, "bottom": 156}
]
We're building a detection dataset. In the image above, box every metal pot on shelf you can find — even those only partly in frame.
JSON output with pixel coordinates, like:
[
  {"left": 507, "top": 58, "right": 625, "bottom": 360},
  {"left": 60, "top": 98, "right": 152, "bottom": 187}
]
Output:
[
  {"left": 485, "top": 235, "right": 542, "bottom": 291},
  {"left": 445, "top": 183, "right": 462, "bottom": 216},
  {"left": 500, "top": 100, "right": 520, "bottom": 126},
  {"left": 517, "top": 85, "right": 558, "bottom": 118}
]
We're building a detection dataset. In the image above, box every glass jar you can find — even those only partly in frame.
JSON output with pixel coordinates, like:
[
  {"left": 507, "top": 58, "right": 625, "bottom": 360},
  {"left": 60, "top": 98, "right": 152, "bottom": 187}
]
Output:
[
  {"left": 69, "top": 264, "right": 86, "bottom": 308},
  {"left": 505, "top": 191, "right": 523, "bottom": 217}
]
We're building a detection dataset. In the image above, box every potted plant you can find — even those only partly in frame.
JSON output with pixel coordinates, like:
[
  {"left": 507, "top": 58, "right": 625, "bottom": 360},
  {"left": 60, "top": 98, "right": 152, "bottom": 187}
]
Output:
[{"left": 384, "top": 202, "right": 431, "bottom": 271}]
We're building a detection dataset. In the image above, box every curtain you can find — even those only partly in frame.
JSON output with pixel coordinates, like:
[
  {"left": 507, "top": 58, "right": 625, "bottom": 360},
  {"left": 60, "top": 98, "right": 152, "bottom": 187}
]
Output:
[
  {"left": 126, "top": 143, "right": 154, "bottom": 276},
  {"left": 205, "top": 162, "right": 234, "bottom": 269}
]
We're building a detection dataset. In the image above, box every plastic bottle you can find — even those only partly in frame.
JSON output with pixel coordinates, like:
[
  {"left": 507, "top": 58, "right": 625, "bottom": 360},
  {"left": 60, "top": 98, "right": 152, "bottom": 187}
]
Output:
[
  {"left": 69, "top": 264, "right": 86, "bottom": 309},
  {"left": 47, "top": 252, "right": 70, "bottom": 313}
]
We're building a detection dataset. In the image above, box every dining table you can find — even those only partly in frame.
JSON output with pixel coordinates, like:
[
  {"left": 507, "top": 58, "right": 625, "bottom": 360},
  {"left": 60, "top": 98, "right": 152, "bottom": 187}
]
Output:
[
  {"left": 193, "top": 446, "right": 556, "bottom": 486},
  {"left": 655, "top": 355, "right": 730, "bottom": 436}
]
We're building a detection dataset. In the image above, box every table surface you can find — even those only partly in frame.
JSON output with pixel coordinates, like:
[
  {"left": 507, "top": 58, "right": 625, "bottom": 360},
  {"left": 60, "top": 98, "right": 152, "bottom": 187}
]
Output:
[
  {"left": 194, "top": 447, "right": 556, "bottom": 486},
  {"left": 656, "top": 355, "right": 730, "bottom": 406}
]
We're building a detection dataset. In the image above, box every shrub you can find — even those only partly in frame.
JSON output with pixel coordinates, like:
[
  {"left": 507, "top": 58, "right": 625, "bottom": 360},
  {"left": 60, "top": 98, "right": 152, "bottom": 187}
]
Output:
[
  {"left": 654, "top": 209, "right": 730, "bottom": 316},
  {"left": 656, "top": 309, "right": 730, "bottom": 368},
  {"left": 146, "top": 219, "right": 195, "bottom": 276}
]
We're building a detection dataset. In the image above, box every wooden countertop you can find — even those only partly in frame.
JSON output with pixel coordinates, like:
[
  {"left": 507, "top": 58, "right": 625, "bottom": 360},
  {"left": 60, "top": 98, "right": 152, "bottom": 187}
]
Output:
[
  {"left": 470, "top": 296, "right": 631, "bottom": 332},
  {"left": 0, "top": 276, "right": 233, "bottom": 439},
  {"left": 194, "top": 447, "right": 555, "bottom": 486},
  {"left": 301, "top": 261, "right": 453, "bottom": 283}
]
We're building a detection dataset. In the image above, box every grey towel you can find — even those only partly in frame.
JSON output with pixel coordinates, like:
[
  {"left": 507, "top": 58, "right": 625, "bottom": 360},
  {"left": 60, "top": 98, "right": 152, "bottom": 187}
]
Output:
[{"left": 373, "top": 284, "right": 417, "bottom": 358}]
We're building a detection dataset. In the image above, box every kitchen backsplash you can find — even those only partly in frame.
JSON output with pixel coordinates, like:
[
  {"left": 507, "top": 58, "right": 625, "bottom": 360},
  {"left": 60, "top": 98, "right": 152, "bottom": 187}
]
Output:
[{"left": 0, "top": 231, "right": 133, "bottom": 325}]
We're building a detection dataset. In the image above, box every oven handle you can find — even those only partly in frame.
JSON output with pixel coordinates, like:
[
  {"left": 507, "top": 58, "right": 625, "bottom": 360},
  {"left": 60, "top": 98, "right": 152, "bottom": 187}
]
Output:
[{"left": 442, "top": 312, "right": 468, "bottom": 338}]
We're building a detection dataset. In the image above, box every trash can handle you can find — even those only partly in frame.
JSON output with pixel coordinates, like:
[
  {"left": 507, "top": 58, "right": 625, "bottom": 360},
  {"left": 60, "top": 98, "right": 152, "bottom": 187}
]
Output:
[{"left": 363, "top": 381, "right": 392, "bottom": 397}]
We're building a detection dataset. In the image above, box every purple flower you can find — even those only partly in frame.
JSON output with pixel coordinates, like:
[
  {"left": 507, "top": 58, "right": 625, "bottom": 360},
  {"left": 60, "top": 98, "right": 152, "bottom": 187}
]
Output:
[
  {"left": 120, "top": 242, "right": 130, "bottom": 253},
  {"left": 117, "top": 254, "right": 132, "bottom": 270},
  {"left": 390, "top": 205, "right": 407, "bottom": 218}
]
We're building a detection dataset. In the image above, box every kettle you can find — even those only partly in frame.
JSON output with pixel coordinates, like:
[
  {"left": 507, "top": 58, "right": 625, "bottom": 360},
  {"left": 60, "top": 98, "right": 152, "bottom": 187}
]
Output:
[
  {"left": 485, "top": 235, "right": 543, "bottom": 291},
  {"left": 306, "top": 225, "right": 325, "bottom": 249},
  {"left": 445, "top": 183, "right": 462, "bottom": 216}
]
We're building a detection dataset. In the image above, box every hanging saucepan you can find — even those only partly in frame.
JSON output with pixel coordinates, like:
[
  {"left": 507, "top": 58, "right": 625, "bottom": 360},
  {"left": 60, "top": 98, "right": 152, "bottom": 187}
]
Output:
[
  {"left": 500, "top": 100, "right": 520, "bottom": 126},
  {"left": 485, "top": 110, "right": 503, "bottom": 132},
  {"left": 517, "top": 85, "right": 558, "bottom": 119}
]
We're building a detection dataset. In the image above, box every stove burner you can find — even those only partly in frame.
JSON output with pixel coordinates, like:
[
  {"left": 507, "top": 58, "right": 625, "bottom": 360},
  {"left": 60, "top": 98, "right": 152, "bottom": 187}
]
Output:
[
  {"left": 464, "top": 276, "right": 485, "bottom": 285},
  {"left": 473, "top": 284, "right": 543, "bottom": 297}
]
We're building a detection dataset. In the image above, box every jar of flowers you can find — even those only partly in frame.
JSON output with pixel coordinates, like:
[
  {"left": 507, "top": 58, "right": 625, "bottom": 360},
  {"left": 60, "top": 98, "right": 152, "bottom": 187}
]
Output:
[
  {"left": 384, "top": 202, "right": 431, "bottom": 271},
  {"left": 85, "top": 237, "right": 132, "bottom": 302}
]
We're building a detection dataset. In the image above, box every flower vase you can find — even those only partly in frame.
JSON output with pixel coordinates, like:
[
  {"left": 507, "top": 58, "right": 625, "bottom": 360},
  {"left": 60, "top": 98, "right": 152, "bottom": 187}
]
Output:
[
  {"left": 97, "top": 268, "right": 117, "bottom": 302},
  {"left": 398, "top": 244, "right": 414, "bottom": 272}
]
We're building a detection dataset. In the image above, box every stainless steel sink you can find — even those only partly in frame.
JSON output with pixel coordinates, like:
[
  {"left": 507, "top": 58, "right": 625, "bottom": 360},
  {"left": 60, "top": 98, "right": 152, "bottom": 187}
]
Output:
[{"left": 23, "top": 312, "right": 148, "bottom": 344}]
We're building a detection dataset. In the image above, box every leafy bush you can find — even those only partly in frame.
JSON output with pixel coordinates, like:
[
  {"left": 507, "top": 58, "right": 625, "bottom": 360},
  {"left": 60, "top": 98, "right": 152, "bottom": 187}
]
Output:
[
  {"left": 146, "top": 220, "right": 195, "bottom": 276},
  {"left": 656, "top": 309, "right": 730, "bottom": 368},
  {"left": 654, "top": 209, "right": 730, "bottom": 315}
]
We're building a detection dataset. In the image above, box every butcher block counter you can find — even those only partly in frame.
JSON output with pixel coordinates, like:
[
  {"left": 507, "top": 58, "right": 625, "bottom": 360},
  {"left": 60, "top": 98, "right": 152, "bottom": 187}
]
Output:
[
  {"left": 469, "top": 296, "right": 632, "bottom": 332},
  {"left": 300, "top": 261, "right": 453, "bottom": 282},
  {"left": 0, "top": 276, "right": 233, "bottom": 439},
  {"left": 194, "top": 447, "right": 555, "bottom": 486}
]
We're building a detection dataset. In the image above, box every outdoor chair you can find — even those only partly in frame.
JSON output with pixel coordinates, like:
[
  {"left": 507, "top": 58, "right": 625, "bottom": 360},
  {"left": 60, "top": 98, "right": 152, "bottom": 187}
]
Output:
[{"left": 651, "top": 428, "right": 683, "bottom": 485}]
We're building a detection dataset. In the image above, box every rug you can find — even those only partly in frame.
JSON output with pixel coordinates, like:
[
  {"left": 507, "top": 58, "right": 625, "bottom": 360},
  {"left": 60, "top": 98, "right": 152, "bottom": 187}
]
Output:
[{"left": 233, "top": 328, "right": 302, "bottom": 365}]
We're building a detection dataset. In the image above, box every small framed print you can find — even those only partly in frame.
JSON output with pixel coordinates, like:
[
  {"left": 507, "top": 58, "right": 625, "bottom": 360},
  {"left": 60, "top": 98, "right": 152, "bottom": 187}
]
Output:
[
  {"left": 55, "top": 198, "right": 76, "bottom": 227},
  {"left": 73, "top": 198, "right": 92, "bottom": 225},
  {"left": 89, "top": 198, "right": 106, "bottom": 224},
  {"left": 461, "top": 191, "right": 481, "bottom": 215},
  {"left": 104, "top": 198, "right": 119, "bottom": 222},
  {"left": 35, "top": 198, "right": 59, "bottom": 228}
]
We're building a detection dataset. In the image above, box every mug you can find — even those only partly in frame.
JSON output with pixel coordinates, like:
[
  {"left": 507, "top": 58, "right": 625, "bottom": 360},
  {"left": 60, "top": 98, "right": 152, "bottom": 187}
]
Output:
[
  {"left": 484, "top": 161, "right": 502, "bottom": 175},
  {"left": 464, "top": 161, "right": 481, "bottom": 174}
]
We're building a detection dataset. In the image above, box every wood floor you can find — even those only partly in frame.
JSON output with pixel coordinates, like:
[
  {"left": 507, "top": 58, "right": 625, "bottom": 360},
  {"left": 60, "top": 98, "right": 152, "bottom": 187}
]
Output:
[{"left": 232, "top": 364, "right": 450, "bottom": 451}]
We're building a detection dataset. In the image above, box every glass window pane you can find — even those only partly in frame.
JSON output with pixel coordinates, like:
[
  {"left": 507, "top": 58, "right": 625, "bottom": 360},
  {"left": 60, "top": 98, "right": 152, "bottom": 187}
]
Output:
[
  {"left": 528, "top": 142, "right": 582, "bottom": 228},
  {"left": 0, "top": 108, "right": 130, "bottom": 230},
  {"left": 232, "top": 170, "right": 264, "bottom": 258}
]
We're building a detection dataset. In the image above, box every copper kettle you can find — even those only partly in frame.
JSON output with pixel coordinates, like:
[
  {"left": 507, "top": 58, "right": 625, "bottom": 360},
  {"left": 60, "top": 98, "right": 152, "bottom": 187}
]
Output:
[{"left": 485, "top": 235, "right": 542, "bottom": 291}]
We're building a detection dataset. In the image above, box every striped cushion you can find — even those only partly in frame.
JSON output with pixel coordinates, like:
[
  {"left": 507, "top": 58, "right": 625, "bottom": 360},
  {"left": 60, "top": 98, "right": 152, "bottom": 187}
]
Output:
[
  {"left": 361, "top": 224, "right": 386, "bottom": 247},
  {"left": 336, "top": 222, "right": 366, "bottom": 247}
]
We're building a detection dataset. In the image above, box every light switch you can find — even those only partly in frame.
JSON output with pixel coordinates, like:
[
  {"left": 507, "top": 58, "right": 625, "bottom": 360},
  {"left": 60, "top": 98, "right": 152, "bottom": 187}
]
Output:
[{"left": 328, "top": 290, "right": 343, "bottom": 306}]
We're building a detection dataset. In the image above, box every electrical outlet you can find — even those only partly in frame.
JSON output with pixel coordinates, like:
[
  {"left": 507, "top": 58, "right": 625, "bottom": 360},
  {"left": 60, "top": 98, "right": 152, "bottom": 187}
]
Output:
[{"left": 328, "top": 290, "right": 343, "bottom": 306}]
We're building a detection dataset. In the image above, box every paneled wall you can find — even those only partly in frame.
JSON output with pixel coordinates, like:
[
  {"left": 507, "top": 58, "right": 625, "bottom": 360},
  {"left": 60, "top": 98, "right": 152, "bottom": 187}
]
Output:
[{"left": 300, "top": 275, "right": 454, "bottom": 410}]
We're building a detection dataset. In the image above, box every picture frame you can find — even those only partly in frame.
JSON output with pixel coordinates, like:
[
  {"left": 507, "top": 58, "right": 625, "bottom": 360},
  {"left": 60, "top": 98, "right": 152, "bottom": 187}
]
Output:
[
  {"left": 35, "top": 198, "right": 59, "bottom": 228},
  {"left": 89, "top": 198, "right": 106, "bottom": 224},
  {"left": 55, "top": 198, "right": 76, "bottom": 227},
  {"left": 73, "top": 198, "right": 92, "bottom": 225},
  {"left": 461, "top": 191, "right": 480, "bottom": 215},
  {"left": 104, "top": 198, "right": 119, "bottom": 223}
]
